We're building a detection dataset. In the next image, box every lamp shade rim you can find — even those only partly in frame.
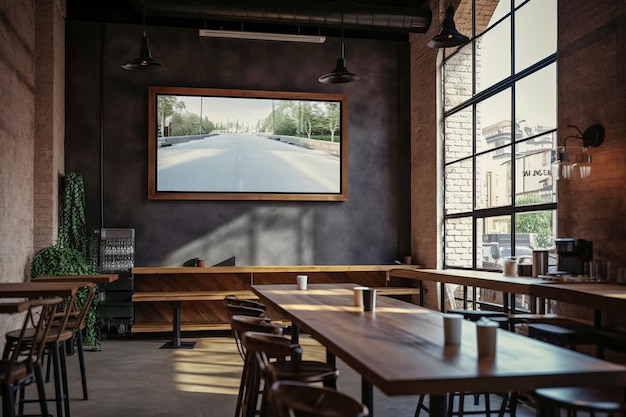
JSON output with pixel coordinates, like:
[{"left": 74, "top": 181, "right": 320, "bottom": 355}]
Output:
[{"left": 318, "top": 57, "right": 360, "bottom": 84}]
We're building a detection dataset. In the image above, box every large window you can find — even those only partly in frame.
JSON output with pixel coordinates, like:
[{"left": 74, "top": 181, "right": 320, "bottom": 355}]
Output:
[{"left": 442, "top": 0, "right": 557, "bottom": 272}]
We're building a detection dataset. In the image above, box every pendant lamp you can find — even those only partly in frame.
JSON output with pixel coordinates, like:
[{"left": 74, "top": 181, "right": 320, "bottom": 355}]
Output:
[
  {"left": 427, "top": 5, "right": 469, "bottom": 49},
  {"left": 318, "top": 0, "right": 359, "bottom": 84},
  {"left": 121, "top": 0, "right": 165, "bottom": 71}
]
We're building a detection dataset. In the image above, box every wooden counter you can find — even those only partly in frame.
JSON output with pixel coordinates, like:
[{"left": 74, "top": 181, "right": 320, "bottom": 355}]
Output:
[{"left": 131, "top": 265, "right": 419, "bottom": 333}]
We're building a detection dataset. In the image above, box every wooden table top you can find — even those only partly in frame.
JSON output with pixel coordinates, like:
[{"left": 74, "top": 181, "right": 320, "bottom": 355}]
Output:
[
  {"left": 0, "top": 282, "right": 89, "bottom": 298},
  {"left": 132, "top": 264, "right": 418, "bottom": 275},
  {"left": 252, "top": 283, "right": 626, "bottom": 397},
  {"left": 529, "top": 281, "right": 626, "bottom": 313},
  {"left": 33, "top": 274, "right": 119, "bottom": 284},
  {"left": 0, "top": 300, "right": 31, "bottom": 313},
  {"left": 403, "top": 269, "right": 546, "bottom": 293}
]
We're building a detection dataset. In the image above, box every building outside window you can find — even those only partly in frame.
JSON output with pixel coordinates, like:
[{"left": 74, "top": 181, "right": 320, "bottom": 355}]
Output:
[{"left": 441, "top": 0, "right": 557, "bottom": 308}]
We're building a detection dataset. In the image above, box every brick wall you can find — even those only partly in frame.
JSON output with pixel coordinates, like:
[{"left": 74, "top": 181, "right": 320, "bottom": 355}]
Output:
[
  {"left": 556, "top": 0, "right": 626, "bottom": 330},
  {"left": 0, "top": 0, "right": 65, "bottom": 349}
]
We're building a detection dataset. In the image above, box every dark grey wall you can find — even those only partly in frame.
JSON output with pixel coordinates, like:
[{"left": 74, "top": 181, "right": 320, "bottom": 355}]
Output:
[{"left": 65, "top": 21, "right": 410, "bottom": 267}]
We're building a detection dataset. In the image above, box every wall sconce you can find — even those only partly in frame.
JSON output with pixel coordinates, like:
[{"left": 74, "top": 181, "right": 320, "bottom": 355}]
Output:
[{"left": 554, "top": 124, "right": 604, "bottom": 180}]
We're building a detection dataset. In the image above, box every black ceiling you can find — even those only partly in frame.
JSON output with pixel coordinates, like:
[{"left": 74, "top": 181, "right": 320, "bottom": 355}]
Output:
[{"left": 65, "top": 0, "right": 432, "bottom": 41}]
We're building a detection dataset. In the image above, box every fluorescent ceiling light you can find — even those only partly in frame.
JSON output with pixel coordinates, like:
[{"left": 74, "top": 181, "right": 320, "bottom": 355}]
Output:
[{"left": 199, "top": 29, "right": 326, "bottom": 44}]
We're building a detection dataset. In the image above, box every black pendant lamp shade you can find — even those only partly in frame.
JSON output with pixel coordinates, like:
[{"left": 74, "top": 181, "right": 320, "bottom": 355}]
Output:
[
  {"left": 318, "top": 0, "right": 359, "bottom": 84},
  {"left": 427, "top": 6, "right": 469, "bottom": 49},
  {"left": 318, "top": 44, "right": 360, "bottom": 84},
  {"left": 121, "top": 1, "right": 165, "bottom": 71},
  {"left": 121, "top": 31, "right": 165, "bottom": 71}
]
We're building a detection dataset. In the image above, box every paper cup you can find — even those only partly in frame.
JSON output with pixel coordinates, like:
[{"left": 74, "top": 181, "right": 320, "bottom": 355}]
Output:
[
  {"left": 353, "top": 286, "right": 368, "bottom": 307},
  {"left": 296, "top": 275, "right": 308, "bottom": 290},
  {"left": 443, "top": 313, "right": 463, "bottom": 345}
]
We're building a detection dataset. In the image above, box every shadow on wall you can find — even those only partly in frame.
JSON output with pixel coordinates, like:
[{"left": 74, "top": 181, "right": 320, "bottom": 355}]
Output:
[{"left": 164, "top": 207, "right": 315, "bottom": 266}]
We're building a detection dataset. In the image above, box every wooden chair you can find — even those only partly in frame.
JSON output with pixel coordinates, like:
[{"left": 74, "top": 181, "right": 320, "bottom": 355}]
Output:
[
  {"left": 270, "top": 380, "right": 368, "bottom": 417},
  {"left": 229, "top": 314, "right": 284, "bottom": 417},
  {"left": 531, "top": 386, "right": 626, "bottom": 417},
  {"left": 54, "top": 282, "right": 97, "bottom": 400},
  {"left": 224, "top": 295, "right": 267, "bottom": 313},
  {"left": 4, "top": 291, "right": 77, "bottom": 417},
  {"left": 1, "top": 297, "right": 63, "bottom": 417},
  {"left": 241, "top": 331, "right": 339, "bottom": 417},
  {"left": 225, "top": 296, "right": 269, "bottom": 361}
]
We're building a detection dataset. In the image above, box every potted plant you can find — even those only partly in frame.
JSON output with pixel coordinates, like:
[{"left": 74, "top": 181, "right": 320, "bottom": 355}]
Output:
[{"left": 31, "top": 172, "right": 100, "bottom": 347}]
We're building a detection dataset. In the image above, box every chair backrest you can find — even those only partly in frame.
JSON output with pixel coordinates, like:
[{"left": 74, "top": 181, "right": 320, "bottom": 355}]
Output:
[
  {"left": 3, "top": 297, "right": 64, "bottom": 381},
  {"left": 73, "top": 283, "right": 97, "bottom": 331},
  {"left": 226, "top": 303, "right": 266, "bottom": 319},
  {"left": 229, "top": 315, "right": 283, "bottom": 359},
  {"left": 270, "top": 380, "right": 369, "bottom": 417},
  {"left": 241, "top": 331, "right": 302, "bottom": 378},
  {"left": 224, "top": 295, "right": 267, "bottom": 312}
]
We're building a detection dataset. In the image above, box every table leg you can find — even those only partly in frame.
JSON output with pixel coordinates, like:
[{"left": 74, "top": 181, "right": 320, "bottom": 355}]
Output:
[
  {"left": 440, "top": 282, "right": 446, "bottom": 312},
  {"left": 291, "top": 323, "right": 300, "bottom": 343},
  {"left": 326, "top": 349, "right": 336, "bottom": 367},
  {"left": 160, "top": 301, "right": 196, "bottom": 349},
  {"left": 362, "top": 377, "right": 374, "bottom": 417},
  {"left": 429, "top": 394, "right": 449, "bottom": 417}
]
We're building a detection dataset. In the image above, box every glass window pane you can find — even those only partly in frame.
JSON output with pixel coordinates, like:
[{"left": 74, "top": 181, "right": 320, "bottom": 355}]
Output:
[
  {"left": 480, "top": 215, "right": 512, "bottom": 271},
  {"left": 515, "top": 0, "right": 557, "bottom": 71},
  {"left": 476, "top": 147, "right": 511, "bottom": 210},
  {"left": 477, "top": 89, "right": 511, "bottom": 148},
  {"left": 443, "top": 42, "right": 473, "bottom": 111},
  {"left": 445, "top": 159, "right": 473, "bottom": 215},
  {"left": 516, "top": 210, "right": 556, "bottom": 250},
  {"left": 515, "top": 63, "right": 556, "bottom": 133},
  {"left": 445, "top": 108, "right": 473, "bottom": 164},
  {"left": 445, "top": 217, "right": 473, "bottom": 268},
  {"left": 515, "top": 136, "right": 557, "bottom": 204},
  {"left": 476, "top": 19, "right": 511, "bottom": 92}
]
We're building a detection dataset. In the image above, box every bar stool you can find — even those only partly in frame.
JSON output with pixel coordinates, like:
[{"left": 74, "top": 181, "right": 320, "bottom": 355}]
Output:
[
  {"left": 1, "top": 297, "right": 62, "bottom": 417},
  {"left": 270, "top": 380, "right": 368, "bottom": 417},
  {"left": 531, "top": 386, "right": 626, "bottom": 417},
  {"left": 527, "top": 322, "right": 601, "bottom": 353},
  {"left": 241, "top": 331, "right": 339, "bottom": 417},
  {"left": 229, "top": 315, "right": 284, "bottom": 417}
]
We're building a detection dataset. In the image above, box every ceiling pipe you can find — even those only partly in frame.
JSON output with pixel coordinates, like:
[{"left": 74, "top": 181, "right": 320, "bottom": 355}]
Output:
[{"left": 127, "top": 0, "right": 432, "bottom": 34}]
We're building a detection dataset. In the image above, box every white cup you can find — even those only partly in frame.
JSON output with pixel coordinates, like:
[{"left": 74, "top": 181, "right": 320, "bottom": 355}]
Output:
[
  {"left": 353, "top": 286, "right": 368, "bottom": 307},
  {"left": 476, "top": 318, "right": 499, "bottom": 357},
  {"left": 296, "top": 275, "right": 308, "bottom": 290},
  {"left": 443, "top": 313, "right": 463, "bottom": 345}
]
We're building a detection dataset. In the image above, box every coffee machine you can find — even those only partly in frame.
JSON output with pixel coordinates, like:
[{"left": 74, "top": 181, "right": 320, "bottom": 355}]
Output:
[{"left": 554, "top": 238, "right": 593, "bottom": 275}]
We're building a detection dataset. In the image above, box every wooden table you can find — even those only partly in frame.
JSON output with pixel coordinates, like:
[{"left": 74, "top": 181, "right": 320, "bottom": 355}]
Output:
[
  {"left": 33, "top": 274, "right": 118, "bottom": 284},
  {"left": 529, "top": 281, "right": 626, "bottom": 326},
  {"left": 252, "top": 283, "right": 626, "bottom": 417},
  {"left": 0, "top": 300, "right": 31, "bottom": 313},
  {"left": 0, "top": 282, "right": 88, "bottom": 299},
  {"left": 397, "top": 269, "right": 546, "bottom": 313}
]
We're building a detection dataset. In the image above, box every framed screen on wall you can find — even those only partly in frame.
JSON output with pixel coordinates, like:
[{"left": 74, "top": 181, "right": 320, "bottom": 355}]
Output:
[{"left": 148, "top": 86, "right": 348, "bottom": 201}]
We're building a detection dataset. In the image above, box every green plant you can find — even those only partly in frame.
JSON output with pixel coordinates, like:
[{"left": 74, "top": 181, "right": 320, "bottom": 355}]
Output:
[{"left": 31, "top": 172, "right": 100, "bottom": 347}]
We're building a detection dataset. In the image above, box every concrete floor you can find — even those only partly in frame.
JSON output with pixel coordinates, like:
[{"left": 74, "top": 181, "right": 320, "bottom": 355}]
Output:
[{"left": 20, "top": 332, "right": 536, "bottom": 417}]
